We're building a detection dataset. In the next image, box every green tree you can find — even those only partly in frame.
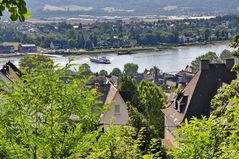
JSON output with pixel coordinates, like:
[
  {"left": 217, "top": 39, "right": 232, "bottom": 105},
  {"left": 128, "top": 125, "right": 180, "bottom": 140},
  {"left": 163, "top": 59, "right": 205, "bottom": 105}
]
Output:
[
  {"left": 0, "top": 61, "right": 103, "bottom": 158},
  {"left": 119, "top": 75, "right": 138, "bottom": 102},
  {"left": 191, "top": 51, "right": 219, "bottom": 69},
  {"left": 150, "top": 66, "right": 160, "bottom": 83},
  {"left": 86, "top": 126, "right": 142, "bottom": 159},
  {"left": 19, "top": 54, "right": 54, "bottom": 73},
  {"left": 0, "top": 0, "right": 30, "bottom": 21},
  {"left": 220, "top": 49, "right": 232, "bottom": 60},
  {"left": 168, "top": 117, "right": 227, "bottom": 159},
  {"left": 111, "top": 67, "right": 122, "bottom": 76},
  {"left": 99, "top": 69, "right": 108, "bottom": 76},
  {"left": 124, "top": 63, "right": 139, "bottom": 76},
  {"left": 204, "top": 29, "right": 210, "bottom": 41},
  {"left": 128, "top": 80, "right": 166, "bottom": 155},
  {"left": 136, "top": 80, "right": 166, "bottom": 138},
  {"left": 79, "top": 63, "right": 92, "bottom": 76}
]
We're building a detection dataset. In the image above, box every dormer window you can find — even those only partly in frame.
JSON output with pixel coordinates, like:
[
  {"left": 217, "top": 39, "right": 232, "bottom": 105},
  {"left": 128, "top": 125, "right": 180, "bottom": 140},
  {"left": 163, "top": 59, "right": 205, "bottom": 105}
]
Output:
[
  {"left": 177, "top": 96, "right": 188, "bottom": 113},
  {"left": 174, "top": 92, "right": 184, "bottom": 110}
]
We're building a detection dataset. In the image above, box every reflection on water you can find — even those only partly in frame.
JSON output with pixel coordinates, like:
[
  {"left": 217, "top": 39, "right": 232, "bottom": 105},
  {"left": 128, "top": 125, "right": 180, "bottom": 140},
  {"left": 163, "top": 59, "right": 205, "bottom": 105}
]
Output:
[{"left": 0, "top": 42, "right": 233, "bottom": 73}]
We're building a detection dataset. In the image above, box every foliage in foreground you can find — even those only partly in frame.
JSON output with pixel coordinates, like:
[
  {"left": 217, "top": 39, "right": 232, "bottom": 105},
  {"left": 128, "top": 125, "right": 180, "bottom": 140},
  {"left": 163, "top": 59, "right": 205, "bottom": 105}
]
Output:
[
  {"left": 0, "top": 61, "right": 103, "bottom": 158},
  {"left": 0, "top": 59, "right": 163, "bottom": 158},
  {"left": 19, "top": 54, "right": 54, "bottom": 73},
  {"left": 0, "top": 0, "right": 30, "bottom": 21}
]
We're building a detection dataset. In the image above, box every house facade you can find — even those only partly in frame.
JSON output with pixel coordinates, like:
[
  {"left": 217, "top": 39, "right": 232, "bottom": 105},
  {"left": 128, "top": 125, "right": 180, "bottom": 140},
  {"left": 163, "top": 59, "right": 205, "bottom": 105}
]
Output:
[
  {"left": 162, "top": 59, "right": 237, "bottom": 147},
  {"left": 100, "top": 83, "right": 129, "bottom": 129}
]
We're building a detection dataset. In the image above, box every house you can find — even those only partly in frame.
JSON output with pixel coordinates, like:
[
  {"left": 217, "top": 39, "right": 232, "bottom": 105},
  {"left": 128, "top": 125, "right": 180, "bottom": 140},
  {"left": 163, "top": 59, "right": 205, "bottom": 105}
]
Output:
[
  {"left": 18, "top": 44, "right": 37, "bottom": 53},
  {"left": 0, "top": 45, "right": 15, "bottom": 54},
  {"left": 164, "top": 73, "right": 178, "bottom": 88},
  {"left": 86, "top": 75, "right": 129, "bottom": 129},
  {"left": 99, "top": 82, "right": 129, "bottom": 129},
  {"left": 161, "top": 59, "right": 237, "bottom": 147},
  {"left": 175, "top": 65, "right": 197, "bottom": 87},
  {"left": 87, "top": 75, "right": 110, "bottom": 104}
]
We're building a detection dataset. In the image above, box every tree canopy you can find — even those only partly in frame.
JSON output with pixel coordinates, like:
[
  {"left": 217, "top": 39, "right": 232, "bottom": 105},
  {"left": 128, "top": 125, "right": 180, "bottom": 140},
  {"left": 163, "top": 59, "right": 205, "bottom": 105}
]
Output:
[
  {"left": 220, "top": 49, "right": 232, "bottom": 60},
  {"left": 99, "top": 69, "right": 108, "bottom": 76},
  {"left": 19, "top": 54, "right": 54, "bottom": 73},
  {"left": 78, "top": 63, "right": 92, "bottom": 76},
  {"left": 191, "top": 51, "right": 219, "bottom": 69},
  {"left": 0, "top": 61, "right": 104, "bottom": 158},
  {"left": 111, "top": 67, "right": 122, "bottom": 77},
  {"left": 127, "top": 80, "right": 166, "bottom": 156},
  {"left": 0, "top": 0, "right": 30, "bottom": 21},
  {"left": 124, "top": 63, "right": 139, "bottom": 76}
]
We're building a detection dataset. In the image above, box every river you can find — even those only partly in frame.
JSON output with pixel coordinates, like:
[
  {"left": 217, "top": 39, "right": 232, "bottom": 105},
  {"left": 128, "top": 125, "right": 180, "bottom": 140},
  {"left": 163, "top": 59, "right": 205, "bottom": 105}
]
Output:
[{"left": 0, "top": 42, "right": 234, "bottom": 74}]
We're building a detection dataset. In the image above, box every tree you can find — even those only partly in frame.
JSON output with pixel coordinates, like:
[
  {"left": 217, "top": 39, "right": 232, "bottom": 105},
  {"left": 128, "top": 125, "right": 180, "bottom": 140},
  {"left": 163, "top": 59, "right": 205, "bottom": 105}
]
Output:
[
  {"left": 86, "top": 126, "right": 142, "bottom": 159},
  {"left": 220, "top": 49, "right": 232, "bottom": 60},
  {"left": 124, "top": 63, "right": 139, "bottom": 76},
  {"left": 0, "top": 0, "right": 30, "bottom": 21},
  {"left": 150, "top": 66, "right": 160, "bottom": 83},
  {"left": 111, "top": 67, "right": 122, "bottom": 77},
  {"left": 76, "top": 32, "right": 85, "bottom": 48},
  {"left": 204, "top": 29, "right": 210, "bottom": 41},
  {"left": 168, "top": 117, "right": 227, "bottom": 159},
  {"left": 191, "top": 51, "right": 219, "bottom": 69},
  {"left": 99, "top": 69, "right": 108, "bottom": 76},
  {"left": 0, "top": 61, "right": 103, "bottom": 158},
  {"left": 136, "top": 80, "right": 166, "bottom": 138},
  {"left": 19, "top": 54, "right": 54, "bottom": 73},
  {"left": 79, "top": 63, "right": 92, "bottom": 76},
  {"left": 119, "top": 75, "right": 138, "bottom": 102},
  {"left": 128, "top": 80, "right": 166, "bottom": 155}
]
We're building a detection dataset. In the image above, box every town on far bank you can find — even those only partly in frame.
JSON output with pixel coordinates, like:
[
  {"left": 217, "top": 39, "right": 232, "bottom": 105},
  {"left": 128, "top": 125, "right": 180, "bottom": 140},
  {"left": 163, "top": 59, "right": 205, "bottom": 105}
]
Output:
[{"left": 0, "top": 14, "right": 238, "bottom": 57}]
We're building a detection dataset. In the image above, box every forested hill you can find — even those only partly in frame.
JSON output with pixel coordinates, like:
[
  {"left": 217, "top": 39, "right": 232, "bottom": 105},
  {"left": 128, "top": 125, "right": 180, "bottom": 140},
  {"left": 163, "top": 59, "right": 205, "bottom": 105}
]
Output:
[{"left": 26, "top": 0, "right": 239, "bottom": 17}]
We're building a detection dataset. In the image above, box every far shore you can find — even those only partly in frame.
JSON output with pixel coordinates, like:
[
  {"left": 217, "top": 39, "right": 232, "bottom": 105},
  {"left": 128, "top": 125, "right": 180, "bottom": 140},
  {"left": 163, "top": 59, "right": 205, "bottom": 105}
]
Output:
[{"left": 0, "top": 40, "right": 231, "bottom": 59}]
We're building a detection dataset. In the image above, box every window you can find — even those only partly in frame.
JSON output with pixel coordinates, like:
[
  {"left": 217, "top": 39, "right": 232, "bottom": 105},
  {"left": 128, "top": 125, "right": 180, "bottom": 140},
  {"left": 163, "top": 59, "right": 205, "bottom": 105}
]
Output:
[{"left": 114, "top": 104, "right": 120, "bottom": 114}]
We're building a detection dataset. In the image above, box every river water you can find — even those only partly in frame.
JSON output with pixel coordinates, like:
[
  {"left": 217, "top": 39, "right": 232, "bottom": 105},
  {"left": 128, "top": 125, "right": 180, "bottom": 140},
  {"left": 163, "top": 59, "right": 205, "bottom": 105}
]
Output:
[{"left": 0, "top": 42, "right": 233, "bottom": 73}]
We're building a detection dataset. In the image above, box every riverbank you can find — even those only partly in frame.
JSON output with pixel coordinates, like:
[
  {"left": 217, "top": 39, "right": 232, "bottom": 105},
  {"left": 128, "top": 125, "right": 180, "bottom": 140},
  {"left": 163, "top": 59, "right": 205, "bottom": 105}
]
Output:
[
  {"left": 53, "top": 40, "right": 231, "bottom": 56},
  {"left": 0, "top": 40, "right": 231, "bottom": 58}
]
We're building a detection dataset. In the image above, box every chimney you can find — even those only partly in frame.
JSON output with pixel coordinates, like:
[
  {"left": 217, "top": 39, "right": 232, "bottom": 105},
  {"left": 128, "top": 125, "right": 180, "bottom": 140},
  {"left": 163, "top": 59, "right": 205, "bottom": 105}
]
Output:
[
  {"left": 225, "top": 58, "right": 235, "bottom": 69},
  {"left": 200, "top": 60, "right": 210, "bottom": 71}
]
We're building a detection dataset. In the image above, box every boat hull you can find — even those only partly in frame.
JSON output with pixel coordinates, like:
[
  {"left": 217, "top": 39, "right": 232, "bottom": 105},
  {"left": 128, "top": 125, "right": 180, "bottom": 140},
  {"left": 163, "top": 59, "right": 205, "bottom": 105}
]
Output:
[{"left": 90, "top": 58, "right": 111, "bottom": 64}]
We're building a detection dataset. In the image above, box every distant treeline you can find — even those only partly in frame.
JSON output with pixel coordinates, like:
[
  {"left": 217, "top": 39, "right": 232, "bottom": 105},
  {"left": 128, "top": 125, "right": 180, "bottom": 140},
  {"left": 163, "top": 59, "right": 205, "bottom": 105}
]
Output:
[{"left": 0, "top": 15, "right": 238, "bottom": 50}]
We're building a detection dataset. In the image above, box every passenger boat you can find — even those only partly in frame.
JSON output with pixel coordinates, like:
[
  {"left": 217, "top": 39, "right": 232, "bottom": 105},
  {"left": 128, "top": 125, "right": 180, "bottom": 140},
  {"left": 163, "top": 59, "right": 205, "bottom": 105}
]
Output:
[{"left": 90, "top": 57, "right": 111, "bottom": 64}]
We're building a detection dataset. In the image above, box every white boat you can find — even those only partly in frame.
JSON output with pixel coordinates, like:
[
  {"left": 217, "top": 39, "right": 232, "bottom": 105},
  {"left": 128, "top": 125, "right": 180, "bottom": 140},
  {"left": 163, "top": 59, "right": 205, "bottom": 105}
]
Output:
[{"left": 90, "top": 57, "right": 111, "bottom": 64}]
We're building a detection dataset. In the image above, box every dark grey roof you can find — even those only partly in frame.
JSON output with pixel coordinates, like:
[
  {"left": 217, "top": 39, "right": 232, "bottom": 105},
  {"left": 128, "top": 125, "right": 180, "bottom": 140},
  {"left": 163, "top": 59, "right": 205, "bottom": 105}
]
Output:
[{"left": 162, "top": 59, "right": 237, "bottom": 125}]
